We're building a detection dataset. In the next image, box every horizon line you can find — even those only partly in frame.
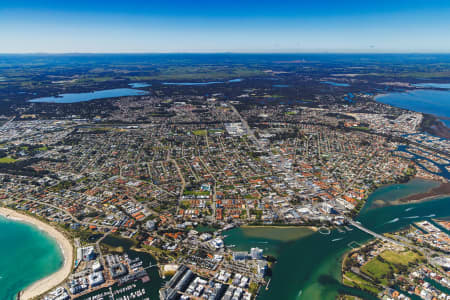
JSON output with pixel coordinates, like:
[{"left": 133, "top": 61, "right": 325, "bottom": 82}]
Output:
[{"left": 1, "top": 51, "right": 450, "bottom": 55}]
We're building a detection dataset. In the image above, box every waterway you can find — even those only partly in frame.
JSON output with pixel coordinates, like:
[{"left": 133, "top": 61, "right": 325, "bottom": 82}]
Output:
[
  {"left": 224, "top": 180, "right": 450, "bottom": 300},
  {"left": 28, "top": 88, "right": 149, "bottom": 103},
  {"left": 413, "top": 83, "right": 450, "bottom": 89},
  {"left": 0, "top": 215, "right": 63, "bottom": 300},
  {"left": 321, "top": 81, "right": 350, "bottom": 87},
  {"left": 128, "top": 82, "right": 151, "bottom": 88},
  {"left": 375, "top": 89, "right": 450, "bottom": 127}
]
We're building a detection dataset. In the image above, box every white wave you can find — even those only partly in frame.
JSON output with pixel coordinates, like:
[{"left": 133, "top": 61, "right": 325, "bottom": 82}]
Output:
[
  {"left": 404, "top": 216, "right": 419, "bottom": 219},
  {"left": 405, "top": 207, "right": 414, "bottom": 212},
  {"left": 424, "top": 214, "right": 436, "bottom": 218}
]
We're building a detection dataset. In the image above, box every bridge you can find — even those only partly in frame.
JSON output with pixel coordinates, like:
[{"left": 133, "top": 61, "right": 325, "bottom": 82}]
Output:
[
  {"left": 144, "top": 263, "right": 158, "bottom": 270},
  {"left": 346, "top": 219, "right": 405, "bottom": 246},
  {"left": 345, "top": 218, "right": 447, "bottom": 268}
]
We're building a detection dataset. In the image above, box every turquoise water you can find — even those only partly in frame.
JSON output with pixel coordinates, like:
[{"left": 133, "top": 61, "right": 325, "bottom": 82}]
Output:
[
  {"left": 366, "top": 178, "right": 439, "bottom": 208},
  {"left": 28, "top": 88, "right": 149, "bottom": 103},
  {"left": 375, "top": 89, "right": 450, "bottom": 127},
  {"left": 0, "top": 215, "right": 63, "bottom": 300},
  {"left": 321, "top": 81, "right": 350, "bottom": 87},
  {"left": 225, "top": 180, "right": 450, "bottom": 300}
]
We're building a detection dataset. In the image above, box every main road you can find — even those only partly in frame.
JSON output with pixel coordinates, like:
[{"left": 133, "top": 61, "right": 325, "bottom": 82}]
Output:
[{"left": 346, "top": 218, "right": 442, "bottom": 264}]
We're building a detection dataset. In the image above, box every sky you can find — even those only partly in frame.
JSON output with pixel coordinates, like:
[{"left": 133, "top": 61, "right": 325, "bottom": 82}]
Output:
[{"left": 1, "top": 0, "right": 450, "bottom": 53}]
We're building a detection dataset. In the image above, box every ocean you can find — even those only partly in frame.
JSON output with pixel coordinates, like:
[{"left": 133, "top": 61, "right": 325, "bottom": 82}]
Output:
[{"left": 0, "top": 215, "right": 63, "bottom": 300}]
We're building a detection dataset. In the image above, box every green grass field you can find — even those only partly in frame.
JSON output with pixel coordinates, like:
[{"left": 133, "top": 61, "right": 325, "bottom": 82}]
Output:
[
  {"left": 380, "top": 250, "right": 422, "bottom": 266},
  {"left": 192, "top": 129, "right": 207, "bottom": 136},
  {"left": 0, "top": 156, "right": 17, "bottom": 163},
  {"left": 360, "top": 259, "right": 391, "bottom": 285},
  {"left": 183, "top": 190, "right": 210, "bottom": 196},
  {"left": 360, "top": 250, "right": 422, "bottom": 286},
  {"left": 343, "top": 271, "right": 380, "bottom": 294}
]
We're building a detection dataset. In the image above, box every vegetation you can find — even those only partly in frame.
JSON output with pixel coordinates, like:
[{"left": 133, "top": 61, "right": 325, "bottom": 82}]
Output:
[
  {"left": 0, "top": 156, "right": 17, "bottom": 163},
  {"left": 192, "top": 129, "right": 207, "bottom": 136},
  {"left": 343, "top": 271, "right": 380, "bottom": 294},
  {"left": 360, "top": 258, "right": 392, "bottom": 285},
  {"left": 360, "top": 250, "right": 423, "bottom": 285},
  {"left": 183, "top": 190, "right": 210, "bottom": 196}
]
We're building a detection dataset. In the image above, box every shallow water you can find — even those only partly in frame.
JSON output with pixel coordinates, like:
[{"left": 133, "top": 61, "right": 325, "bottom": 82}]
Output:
[
  {"left": 225, "top": 181, "right": 450, "bottom": 300},
  {"left": 0, "top": 215, "right": 63, "bottom": 300}
]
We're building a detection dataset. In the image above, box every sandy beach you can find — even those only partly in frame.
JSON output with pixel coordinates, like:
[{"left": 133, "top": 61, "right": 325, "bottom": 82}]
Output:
[
  {"left": 242, "top": 225, "right": 318, "bottom": 231},
  {"left": 0, "top": 207, "right": 73, "bottom": 300}
]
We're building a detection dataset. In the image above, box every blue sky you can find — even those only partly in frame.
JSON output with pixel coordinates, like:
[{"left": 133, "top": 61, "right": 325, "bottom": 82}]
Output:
[{"left": 1, "top": 0, "right": 450, "bottom": 53}]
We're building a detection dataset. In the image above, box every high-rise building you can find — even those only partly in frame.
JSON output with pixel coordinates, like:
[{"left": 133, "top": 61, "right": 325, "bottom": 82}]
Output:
[{"left": 250, "top": 247, "right": 263, "bottom": 260}]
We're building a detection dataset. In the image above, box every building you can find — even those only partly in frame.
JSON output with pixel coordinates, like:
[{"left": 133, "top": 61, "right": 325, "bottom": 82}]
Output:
[
  {"left": 110, "top": 263, "right": 128, "bottom": 279},
  {"left": 92, "top": 260, "right": 102, "bottom": 272},
  {"left": 232, "top": 251, "right": 249, "bottom": 261},
  {"left": 77, "top": 246, "right": 95, "bottom": 262},
  {"left": 88, "top": 272, "right": 105, "bottom": 287},
  {"left": 257, "top": 261, "right": 268, "bottom": 277},
  {"left": 146, "top": 220, "right": 156, "bottom": 231},
  {"left": 250, "top": 247, "right": 263, "bottom": 260}
]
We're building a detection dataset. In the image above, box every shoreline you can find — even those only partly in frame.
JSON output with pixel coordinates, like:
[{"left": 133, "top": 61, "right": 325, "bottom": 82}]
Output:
[
  {"left": 394, "top": 181, "right": 450, "bottom": 205},
  {"left": 373, "top": 92, "right": 450, "bottom": 139},
  {"left": 242, "top": 225, "right": 318, "bottom": 231},
  {"left": 369, "top": 178, "right": 448, "bottom": 208},
  {"left": 0, "top": 207, "right": 73, "bottom": 300}
]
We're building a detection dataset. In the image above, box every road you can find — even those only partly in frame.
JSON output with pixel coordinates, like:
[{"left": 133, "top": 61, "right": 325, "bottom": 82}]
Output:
[
  {"left": 347, "top": 219, "right": 398, "bottom": 244},
  {"left": 346, "top": 218, "right": 442, "bottom": 264},
  {"left": 22, "top": 198, "right": 114, "bottom": 229},
  {"left": 229, "top": 104, "right": 290, "bottom": 174}
]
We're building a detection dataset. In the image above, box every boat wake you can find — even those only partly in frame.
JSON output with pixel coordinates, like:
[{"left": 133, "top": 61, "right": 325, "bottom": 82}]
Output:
[
  {"left": 331, "top": 238, "right": 344, "bottom": 242},
  {"left": 405, "top": 207, "right": 414, "bottom": 212},
  {"left": 385, "top": 218, "right": 399, "bottom": 224}
]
